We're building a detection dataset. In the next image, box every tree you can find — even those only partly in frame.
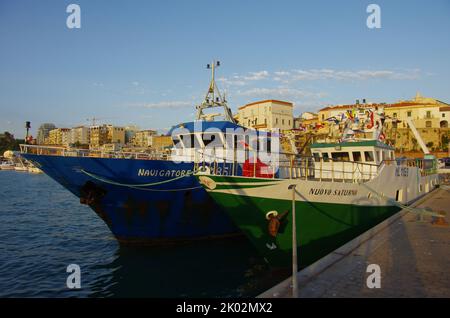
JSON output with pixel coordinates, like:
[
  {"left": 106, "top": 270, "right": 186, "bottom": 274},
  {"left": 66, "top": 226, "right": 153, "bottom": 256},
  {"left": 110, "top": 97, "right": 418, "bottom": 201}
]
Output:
[
  {"left": 0, "top": 131, "right": 24, "bottom": 154},
  {"left": 411, "top": 137, "right": 418, "bottom": 152},
  {"left": 442, "top": 134, "right": 449, "bottom": 151}
]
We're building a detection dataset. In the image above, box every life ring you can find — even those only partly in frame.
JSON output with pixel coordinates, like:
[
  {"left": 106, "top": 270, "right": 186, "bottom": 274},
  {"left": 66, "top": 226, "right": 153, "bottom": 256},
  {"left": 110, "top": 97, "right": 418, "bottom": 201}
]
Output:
[
  {"left": 197, "top": 165, "right": 211, "bottom": 175},
  {"left": 265, "top": 210, "right": 278, "bottom": 220}
]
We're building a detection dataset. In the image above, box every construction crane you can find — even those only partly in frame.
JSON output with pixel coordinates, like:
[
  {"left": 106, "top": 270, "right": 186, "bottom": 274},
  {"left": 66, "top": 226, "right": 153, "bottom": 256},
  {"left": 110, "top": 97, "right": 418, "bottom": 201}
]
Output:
[
  {"left": 86, "top": 117, "right": 112, "bottom": 126},
  {"left": 406, "top": 117, "right": 430, "bottom": 155},
  {"left": 406, "top": 118, "right": 437, "bottom": 174}
]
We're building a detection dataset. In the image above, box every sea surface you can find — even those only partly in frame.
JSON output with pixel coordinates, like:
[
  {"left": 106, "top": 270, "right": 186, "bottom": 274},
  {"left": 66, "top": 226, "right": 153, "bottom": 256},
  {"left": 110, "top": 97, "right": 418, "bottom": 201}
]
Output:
[{"left": 0, "top": 171, "right": 286, "bottom": 298}]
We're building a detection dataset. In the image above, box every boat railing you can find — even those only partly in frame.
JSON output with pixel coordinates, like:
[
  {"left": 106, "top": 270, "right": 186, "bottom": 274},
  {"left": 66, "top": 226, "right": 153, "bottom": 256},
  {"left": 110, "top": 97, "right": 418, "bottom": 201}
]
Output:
[
  {"left": 193, "top": 149, "right": 435, "bottom": 183},
  {"left": 19, "top": 144, "right": 171, "bottom": 161},
  {"left": 192, "top": 149, "right": 381, "bottom": 183}
]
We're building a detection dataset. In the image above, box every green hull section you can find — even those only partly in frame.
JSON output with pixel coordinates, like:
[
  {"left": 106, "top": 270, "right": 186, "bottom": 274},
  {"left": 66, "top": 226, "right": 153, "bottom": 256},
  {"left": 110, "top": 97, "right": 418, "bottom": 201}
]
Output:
[{"left": 207, "top": 191, "right": 400, "bottom": 268}]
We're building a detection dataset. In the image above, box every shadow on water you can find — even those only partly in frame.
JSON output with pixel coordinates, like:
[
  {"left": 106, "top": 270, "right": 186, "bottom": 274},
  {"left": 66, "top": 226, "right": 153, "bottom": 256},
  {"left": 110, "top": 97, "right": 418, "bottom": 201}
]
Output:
[{"left": 88, "top": 237, "right": 287, "bottom": 298}]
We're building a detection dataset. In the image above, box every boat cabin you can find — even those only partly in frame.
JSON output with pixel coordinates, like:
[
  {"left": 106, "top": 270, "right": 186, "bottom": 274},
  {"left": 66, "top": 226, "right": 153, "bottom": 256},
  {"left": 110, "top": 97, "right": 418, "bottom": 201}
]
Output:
[
  {"left": 169, "top": 121, "right": 278, "bottom": 165},
  {"left": 308, "top": 140, "right": 395, "bottom": 180}
]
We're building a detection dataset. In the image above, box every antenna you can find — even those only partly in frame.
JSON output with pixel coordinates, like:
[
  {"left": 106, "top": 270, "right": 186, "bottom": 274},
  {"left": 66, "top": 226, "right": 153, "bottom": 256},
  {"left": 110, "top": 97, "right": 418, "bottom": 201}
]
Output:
[{"left": 195, "top": 60, "right": 236, "bottom": 123}]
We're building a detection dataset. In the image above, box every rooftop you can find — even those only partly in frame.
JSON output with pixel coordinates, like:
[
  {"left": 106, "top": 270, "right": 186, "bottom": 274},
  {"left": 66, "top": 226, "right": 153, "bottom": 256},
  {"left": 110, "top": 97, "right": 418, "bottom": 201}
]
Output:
[{"left": 238, "top": 99, "right": 293, "bottom": 110}]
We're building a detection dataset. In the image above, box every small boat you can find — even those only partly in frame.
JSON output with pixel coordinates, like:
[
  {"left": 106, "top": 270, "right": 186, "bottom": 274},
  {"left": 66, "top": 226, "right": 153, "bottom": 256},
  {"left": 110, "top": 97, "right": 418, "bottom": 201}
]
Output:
[
  {"left": 14, "top": 165, "right": 28, "bottom": 172},
  {"left": 28, "top": 166, "right": 43, "bottom": 174},
  {"left": 0, "top": 161, "right": 15, "bottom": 170}
]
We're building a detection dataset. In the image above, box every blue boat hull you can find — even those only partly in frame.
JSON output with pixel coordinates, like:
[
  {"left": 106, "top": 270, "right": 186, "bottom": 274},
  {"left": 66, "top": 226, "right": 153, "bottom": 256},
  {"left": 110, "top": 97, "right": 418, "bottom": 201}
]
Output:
[{"left": 22, "top": 154, "right": 239, "bottom": 243}]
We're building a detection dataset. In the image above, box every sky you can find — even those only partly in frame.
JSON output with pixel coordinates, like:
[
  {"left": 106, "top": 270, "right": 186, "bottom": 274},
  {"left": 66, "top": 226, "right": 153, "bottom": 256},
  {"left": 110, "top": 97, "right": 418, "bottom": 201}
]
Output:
[{"left": 1, "top": 0, "right": 449, "bottom": 138}]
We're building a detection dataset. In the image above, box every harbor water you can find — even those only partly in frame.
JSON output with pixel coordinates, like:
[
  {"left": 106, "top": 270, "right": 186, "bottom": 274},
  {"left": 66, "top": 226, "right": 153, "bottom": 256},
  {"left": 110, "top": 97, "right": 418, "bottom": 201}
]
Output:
[{"left": 0, "top": 171, "right": 285, "bottom": 297}]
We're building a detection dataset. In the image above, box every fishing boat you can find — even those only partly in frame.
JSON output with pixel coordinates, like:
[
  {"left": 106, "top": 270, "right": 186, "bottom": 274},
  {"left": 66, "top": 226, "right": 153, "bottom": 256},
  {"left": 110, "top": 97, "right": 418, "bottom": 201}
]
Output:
[
  {"left": 20, "top": 61, "right": 257, "bottom": 244},
  {"left": 195, "top": 121, "right": 440, "bottom": 268}
]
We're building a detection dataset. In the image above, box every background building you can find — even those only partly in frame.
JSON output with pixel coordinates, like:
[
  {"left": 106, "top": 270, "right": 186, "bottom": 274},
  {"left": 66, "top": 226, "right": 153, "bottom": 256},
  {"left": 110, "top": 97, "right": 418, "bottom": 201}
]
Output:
[
  {"left": 107, "top": 125, "right": 125, "bottom": 144},
  {"left": 48, "top": 128, "right": 71, "bottom": 146},
  {"left": 149, "top": 135, "right": 172, "bottom": 151},
  {"left": 383, "top": 93, "right": 450, "bottom": 152},
  {"left": 70, "top": 126, "right": 90, "bottom": 146},
  {"left": 384, "top": 93, "right": 450, "bottom": 129},
  {"left": 124, "top": 125, "right": 140, "bottom": 144},
  {"left": 236, "top": 99, "right": 294, "bottom": 131},
  {"left": 318, "top": 100, "right": 384, "bottom": 123},
  {"left": 36, "top": 123, "right": 56, "bottom": 145},
  {"left": 132, "top": 130, "right": 157, "bottom": 147},
  {"left": 89, "top": 125, "right": 109, "bottom": 148}
]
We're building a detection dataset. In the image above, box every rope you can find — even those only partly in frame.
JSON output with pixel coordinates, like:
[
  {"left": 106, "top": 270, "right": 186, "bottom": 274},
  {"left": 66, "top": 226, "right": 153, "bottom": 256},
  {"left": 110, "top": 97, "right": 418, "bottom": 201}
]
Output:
[
  {"left": 126, "top": 185, "right": 203, "bottom": 192},
  {"left": 360, "top": 182, "right": 443, "bottom": 218},
  {"left": 81, "top": 169, "right": 193, "bottom": 191}
]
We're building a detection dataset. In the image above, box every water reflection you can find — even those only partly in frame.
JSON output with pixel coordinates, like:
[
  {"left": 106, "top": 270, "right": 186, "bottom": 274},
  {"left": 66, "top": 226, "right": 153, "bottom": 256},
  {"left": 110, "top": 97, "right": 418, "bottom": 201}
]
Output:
[{"left": 88, "top": 237, "right": 287, "bottom": 298}]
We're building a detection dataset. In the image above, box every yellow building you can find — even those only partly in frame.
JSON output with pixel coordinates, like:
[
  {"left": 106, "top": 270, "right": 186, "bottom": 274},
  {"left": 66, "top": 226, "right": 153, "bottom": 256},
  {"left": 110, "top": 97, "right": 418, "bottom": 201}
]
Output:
[
  {"left": 107, "top": 125, "right": 125, "bottom": 144},
  {"left": 318, "top": 102, "right": 384, "bottom": 124},
  {"left": 70, "top": 126, "right": 90, "bottom": 145},
  {"left": 89, "top": 125, "right": 109, "bottom": 147},
  {"left": 48, "top": 128, "right": 71, "bottom": 146},
  {"left": 132, "top": 130, "right": 157, "bottom": 147},
  {"left": 236, "top": 99, "right": 294, "bottom": 131},
  {"left": 90, "top": 125, "right": 125, "bottom": 147},
  {"left": 150, "top": 135, "right": 173, "bottom": 151},
  {"left": 382, "top": 93, "right": 450, "bottom": 152},
  {"left": 384, "top": 93, "right": 450, "bottom": 129}
]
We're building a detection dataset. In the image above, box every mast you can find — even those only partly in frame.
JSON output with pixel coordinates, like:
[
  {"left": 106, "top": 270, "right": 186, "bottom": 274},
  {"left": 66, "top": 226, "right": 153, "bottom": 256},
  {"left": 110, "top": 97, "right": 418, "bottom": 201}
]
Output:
[{"left": 195, "top": 60, "right": 236, "bottom": 123}]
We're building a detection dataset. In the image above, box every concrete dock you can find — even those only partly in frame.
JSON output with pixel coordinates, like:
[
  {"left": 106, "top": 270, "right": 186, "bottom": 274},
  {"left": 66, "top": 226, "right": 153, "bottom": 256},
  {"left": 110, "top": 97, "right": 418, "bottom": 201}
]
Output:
[{"left": 259, "top": 186, "right": 450, "bottom": 298}]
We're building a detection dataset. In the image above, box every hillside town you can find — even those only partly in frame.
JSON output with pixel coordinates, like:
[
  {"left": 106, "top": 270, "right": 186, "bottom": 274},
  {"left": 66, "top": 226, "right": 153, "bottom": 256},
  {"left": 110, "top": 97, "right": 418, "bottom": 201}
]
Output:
[{"left": 23, "top": 92, "right": 449, "bottom": 158}]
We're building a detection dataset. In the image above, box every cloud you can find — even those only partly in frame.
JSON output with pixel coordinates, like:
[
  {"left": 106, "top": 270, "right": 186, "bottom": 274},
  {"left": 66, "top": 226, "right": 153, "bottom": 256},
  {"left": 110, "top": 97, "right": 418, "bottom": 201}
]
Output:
[
  {"left": 218, "top": 70, "right": 270, "bottom": 87},
  {"left": 236, "top": 87, "right": 327, "bottom": 100},
  {"left": 242, "top": 70, "right": 269, "bottom": 81},
  {"left": 275, "top": 68, "right": 421, "bottom": 82},
  {"left": 127, "top": 101, "right": 193, "bottom": 109}
]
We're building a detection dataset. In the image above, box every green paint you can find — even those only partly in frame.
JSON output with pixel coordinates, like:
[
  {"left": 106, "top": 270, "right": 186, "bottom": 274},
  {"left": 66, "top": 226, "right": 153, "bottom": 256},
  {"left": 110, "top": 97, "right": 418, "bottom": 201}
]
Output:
[{"left": 199, "top": 176, "right": 399, "bottom": 268}]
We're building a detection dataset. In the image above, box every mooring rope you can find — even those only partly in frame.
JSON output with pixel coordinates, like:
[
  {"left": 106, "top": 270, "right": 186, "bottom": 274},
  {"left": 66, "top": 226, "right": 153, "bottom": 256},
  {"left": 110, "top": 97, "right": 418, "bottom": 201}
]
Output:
[
  {"left": 360, "top": 182, "right": 443, "bottom": 218},
  {"left": 80, "top": 169, "right": 196, "bottom": 191}
]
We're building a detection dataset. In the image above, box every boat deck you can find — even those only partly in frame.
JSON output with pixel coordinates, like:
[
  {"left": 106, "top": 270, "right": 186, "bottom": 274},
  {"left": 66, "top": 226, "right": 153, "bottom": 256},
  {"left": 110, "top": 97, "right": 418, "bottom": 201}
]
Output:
[{"left": 259, "top": 186, "right": 450, "bottom": 298}]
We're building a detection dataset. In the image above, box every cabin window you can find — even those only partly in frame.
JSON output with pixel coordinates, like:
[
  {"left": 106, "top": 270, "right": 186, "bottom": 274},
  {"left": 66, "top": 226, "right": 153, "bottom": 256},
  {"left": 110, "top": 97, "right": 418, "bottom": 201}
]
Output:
[
  {"left": 331, "top": 152, "right": 350, "bottom": 161},
  {"left": 352, "top": 151, "right": 362, "bottom": 162},
  {"left": 364, "top": 151, "right": 375, "bottom": 162},
  {"left": 313, "top": 152, "right": 321, "bottom": 161},
  {"left": 323, "top": 153, "right": 330, "bottom": 162},
  {"left": 407, "top": 111, "right": 412, "bottom": 117},
  {"left": 172, "top": 136, "right": 181, "bottom": 147},
  {"left": 202, "top": 133, "right": 223, "bottom": 148},
  {"left": 395, "top": 190, "right": 403, "bottom": 202},
  {"left": 180, "top": 134, "right": 201, "bottom": 148},
  {"left": 375, "top": 151, "right": 381, "bottom": 162}
]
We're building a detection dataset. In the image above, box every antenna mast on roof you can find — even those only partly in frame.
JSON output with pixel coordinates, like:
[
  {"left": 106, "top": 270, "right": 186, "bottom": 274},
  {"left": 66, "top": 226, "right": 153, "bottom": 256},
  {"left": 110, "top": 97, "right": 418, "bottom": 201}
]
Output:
[{"left": 195, "top": 60, "right": 236, "bottom": 123}]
